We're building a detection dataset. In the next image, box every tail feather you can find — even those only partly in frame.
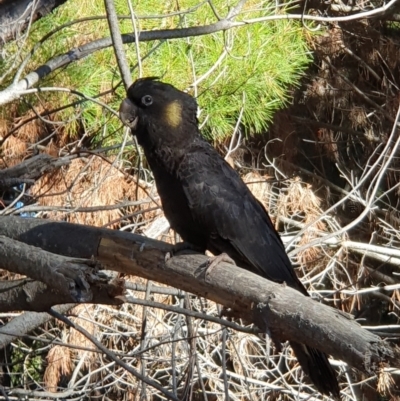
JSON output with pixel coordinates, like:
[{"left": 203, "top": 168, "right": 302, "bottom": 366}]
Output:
[{"left": 290, "top": 341, "right": 340, "bottom": 399}]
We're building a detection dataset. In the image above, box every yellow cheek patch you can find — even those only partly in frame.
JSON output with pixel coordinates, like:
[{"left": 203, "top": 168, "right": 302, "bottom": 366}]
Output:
[{"left": 164, "top": 101, "right": 182, "bottom": 128}]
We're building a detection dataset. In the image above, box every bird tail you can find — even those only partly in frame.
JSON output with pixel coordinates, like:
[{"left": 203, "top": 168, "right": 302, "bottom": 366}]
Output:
[{"left": 289, "top": 341, "right": 340, "bottom": 399}]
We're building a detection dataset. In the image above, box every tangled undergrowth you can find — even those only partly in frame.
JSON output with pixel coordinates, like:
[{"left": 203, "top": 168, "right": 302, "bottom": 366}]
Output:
[
  {"left": 1, "top": 130, "right": 400, "bottom": 399},
  {"left": 1, "top": 0, "right": 400, "bottom": 399}
]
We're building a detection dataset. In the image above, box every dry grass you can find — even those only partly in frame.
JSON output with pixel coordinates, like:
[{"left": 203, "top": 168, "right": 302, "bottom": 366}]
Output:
[
  {"left": 2, "top": 0, "right": 400, "bottom": 397},
  {"left": 44, "top": 345, "right": 72, "bottom": 392},
  {"left": 68, "top": 304, "right": 97, "bottom": 366},
  {"left": 31, "top": 156, "right": 160, "bottom": 227},
  {"left": 0, "top": 104, "right": 60, "bottom": 168},
  {"left": 3, "top": 148, "right": 399, "bottom": 399},
  {"left": 4, "top": 166, "right": 399, "bottom": 399},
  {"left": 244, "top": 172, "right": 272, "bottom": 208},
  {"left": 0, "top": 118, "right": 9, "bottom": 142},
  {"left": 1, "top": 135, "right": 28, "bottom": 167},
  {"left": 276, "top": 178, "right": 329, "bottom": 272},
  {"left": 51, "top": 287, "right": 334, "bottom": 400},
  {"left": 377, "top": 365, "right": 396, "bottom": 399},
  {"left": 14, "top": 108, "right": 44, "bottom": 144}
]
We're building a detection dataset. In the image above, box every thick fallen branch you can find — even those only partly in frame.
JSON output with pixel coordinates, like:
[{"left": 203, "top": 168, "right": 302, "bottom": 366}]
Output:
[
  {"left": 0, "top": 216, "right": 398, "bottom": 376},
  {"left": 0, "top": 235, "right": 101, "bottom": 303},
  {"left": 0, "top": 274, "right": 124, "bottom": 312},
  {"left": 0, "top": 154, "right": 71, "bottom": 189}
]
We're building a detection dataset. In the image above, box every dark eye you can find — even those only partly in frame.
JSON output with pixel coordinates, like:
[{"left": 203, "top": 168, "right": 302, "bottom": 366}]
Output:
[{"left": 141, "top": 95, "right": 153, "bottom": 106}]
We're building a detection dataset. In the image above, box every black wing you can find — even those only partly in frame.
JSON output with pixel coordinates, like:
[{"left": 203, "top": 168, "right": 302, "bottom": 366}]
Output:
[
  {"left": 179, "top": 146, "right": 340, "bottom": 398},
  {"left": 179, "top": 144, "right": 308, "bottom": 296}
]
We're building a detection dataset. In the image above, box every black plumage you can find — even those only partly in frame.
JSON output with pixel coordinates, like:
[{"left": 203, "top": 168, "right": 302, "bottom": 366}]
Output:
[{"left": 119, "top": 77, "right": 340, "bottom": 398}]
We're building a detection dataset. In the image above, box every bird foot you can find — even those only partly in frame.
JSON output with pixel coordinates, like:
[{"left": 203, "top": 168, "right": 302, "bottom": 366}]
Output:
[
  {"left": 196, "top": 252, "right": 236, "bottom": 278},
  {"left": 205, "top": 253, "right": 236, "bottom": 276}
]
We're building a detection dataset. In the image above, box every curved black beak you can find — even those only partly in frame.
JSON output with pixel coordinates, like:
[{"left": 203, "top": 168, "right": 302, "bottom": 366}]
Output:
[{"left": 119, "top": 98, "right": 139, "bottom": 130}]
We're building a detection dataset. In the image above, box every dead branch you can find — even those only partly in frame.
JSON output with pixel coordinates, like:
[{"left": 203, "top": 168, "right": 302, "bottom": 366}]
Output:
[
  {"left": 47, "top": 308, "right": 180, "bottom": 401},
  {"left": 0, "top": 235, "right": 122, "bottom": 303},
  {"left": 0, "top": 274, "right": 124, "bottom": 312},
  {"left": 0, "top": 216, "right": 398, "bottom": 377},
  {"left": 0, "top": 153, "right": 71, "bottom": 190},
  {"left": 0, "top": 304, "right": 73, "bottom": 349}
]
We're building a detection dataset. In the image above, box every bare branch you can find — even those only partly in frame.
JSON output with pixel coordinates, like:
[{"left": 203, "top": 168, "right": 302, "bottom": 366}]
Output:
[
  {"left": 0, "top": 304, "right": 73, "bottom": 349},
  {"left": 0, "top": 216, "right": 398, "bottom": 375},
  {"left": 0, "top": 274, "right": 124, "bottom": 312},
  {"left": 0, "top": 154, "right": 71, "bottom": 191},
  {"left": 288, "top": 102, "right": 400, "bottom": 254},
  {"left": 0, "top": 235, "right": 105, "bottom": 303},
  {"left": 48, "top": 308, "right": 180, "bottom": 401},
  {"left": 104, "top": 0, "right": 132, "bottom": 89},
  {"left": 1, "top": 0, "right": 398, "bottom": 106}
]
